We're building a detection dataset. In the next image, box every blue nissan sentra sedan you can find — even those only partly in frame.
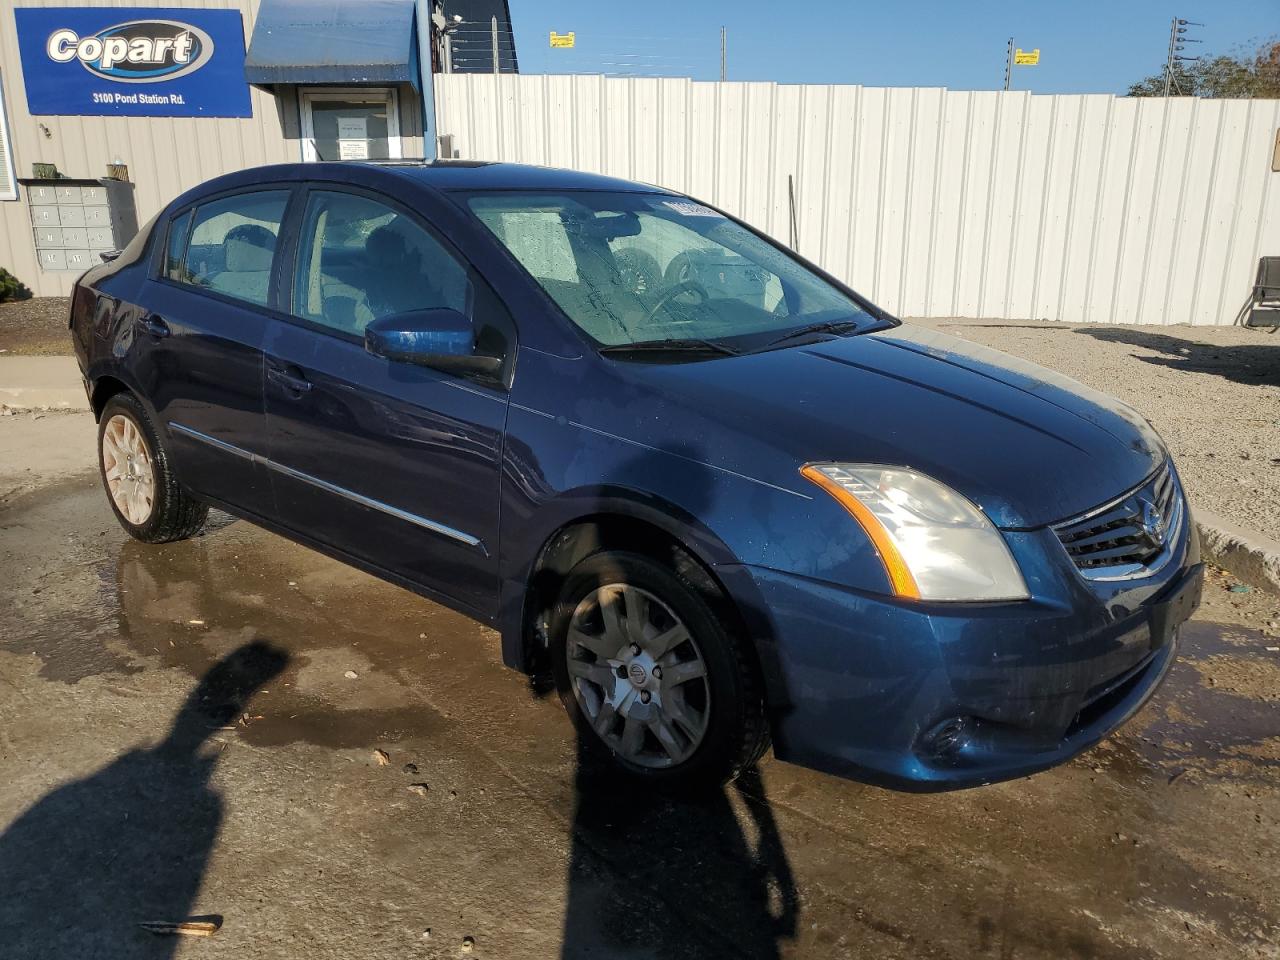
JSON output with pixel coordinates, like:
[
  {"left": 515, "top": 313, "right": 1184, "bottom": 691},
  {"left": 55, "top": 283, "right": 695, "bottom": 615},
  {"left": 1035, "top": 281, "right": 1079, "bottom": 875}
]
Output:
[{"left": 70, "top": 161, "right": 1202, "bottom": 791}]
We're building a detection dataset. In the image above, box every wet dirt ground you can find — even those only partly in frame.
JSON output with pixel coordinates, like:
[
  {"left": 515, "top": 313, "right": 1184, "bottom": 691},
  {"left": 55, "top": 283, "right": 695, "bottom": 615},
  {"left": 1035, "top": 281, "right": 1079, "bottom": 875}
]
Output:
[{"left": 2, "top": 472, "right": 1279, "bottom": 959}]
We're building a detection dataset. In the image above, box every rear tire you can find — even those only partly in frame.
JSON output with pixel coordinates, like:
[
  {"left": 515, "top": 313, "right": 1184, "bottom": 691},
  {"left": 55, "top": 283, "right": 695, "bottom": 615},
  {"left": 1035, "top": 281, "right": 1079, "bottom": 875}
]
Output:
[
  {"left": 550, "top": 550, "right": 769, "bottom": 790},
  {"left": 98, "top": 393, "right": 208, "bottom": 543}
]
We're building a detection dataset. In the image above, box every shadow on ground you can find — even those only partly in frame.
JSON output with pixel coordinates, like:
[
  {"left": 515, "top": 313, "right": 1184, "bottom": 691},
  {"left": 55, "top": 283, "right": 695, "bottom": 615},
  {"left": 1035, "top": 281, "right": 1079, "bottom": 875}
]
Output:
[
  {"left": 1073, "top": 326, "right": 1280, "bottom": 388},
  {"left": 0, "top": 641, "right": 287, "bottom": 958},
  {"left": 561, "top": 750, "right": 798, "bottom": 958}
]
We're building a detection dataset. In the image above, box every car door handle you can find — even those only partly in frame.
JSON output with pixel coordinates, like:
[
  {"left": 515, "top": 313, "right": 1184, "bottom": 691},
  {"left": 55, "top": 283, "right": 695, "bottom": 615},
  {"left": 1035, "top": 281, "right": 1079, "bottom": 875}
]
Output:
[
  {"left": 140, "top": 314, "right": 170, "bottom": 339},
  {"left": 267, "top": 364, "right": 313, "bottom": 394}
]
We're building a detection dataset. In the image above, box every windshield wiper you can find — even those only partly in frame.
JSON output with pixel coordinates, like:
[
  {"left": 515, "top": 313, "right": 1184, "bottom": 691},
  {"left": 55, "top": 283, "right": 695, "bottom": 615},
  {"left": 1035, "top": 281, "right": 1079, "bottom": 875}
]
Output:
[
  {"left": 759, "top": 319, "right": 862, "bottom": 351},
  {"left": 599, "top": 337, "right": 741, "bottom": 357}
]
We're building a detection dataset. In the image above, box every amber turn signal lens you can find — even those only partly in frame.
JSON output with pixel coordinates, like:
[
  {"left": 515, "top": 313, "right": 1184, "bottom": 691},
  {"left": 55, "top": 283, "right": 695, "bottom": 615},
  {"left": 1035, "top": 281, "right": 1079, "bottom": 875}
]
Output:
[{"left": 800, "top": 464, "right": 922, "bottom": 600}]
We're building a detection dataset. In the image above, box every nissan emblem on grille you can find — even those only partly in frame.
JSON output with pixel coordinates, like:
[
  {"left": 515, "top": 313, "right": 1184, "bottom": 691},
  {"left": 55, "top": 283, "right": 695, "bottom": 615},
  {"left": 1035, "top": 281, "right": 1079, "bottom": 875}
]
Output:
[
  {"left": 1140, "top": 499, "right": 1166, "bottom": 548},
  {"left": 1052, "top": 464, "right": 1182, "bottom": 579}
]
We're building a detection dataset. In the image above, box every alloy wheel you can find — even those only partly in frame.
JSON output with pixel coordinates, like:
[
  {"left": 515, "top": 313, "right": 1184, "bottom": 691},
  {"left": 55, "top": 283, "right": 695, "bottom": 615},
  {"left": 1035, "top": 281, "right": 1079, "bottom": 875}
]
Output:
[
  {"left": 566, "top": 583, "right": 711, "bottom": 768},
  {"left": 102, "top": 414, "right": 156, "bottom": 526}
]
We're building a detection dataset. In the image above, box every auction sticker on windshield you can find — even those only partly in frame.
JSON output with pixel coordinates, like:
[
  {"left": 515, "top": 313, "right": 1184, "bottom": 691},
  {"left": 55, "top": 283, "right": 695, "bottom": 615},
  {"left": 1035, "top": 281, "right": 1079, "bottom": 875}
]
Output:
[{"left": 662, "top": 200, "right": 721, "bottom": 217}]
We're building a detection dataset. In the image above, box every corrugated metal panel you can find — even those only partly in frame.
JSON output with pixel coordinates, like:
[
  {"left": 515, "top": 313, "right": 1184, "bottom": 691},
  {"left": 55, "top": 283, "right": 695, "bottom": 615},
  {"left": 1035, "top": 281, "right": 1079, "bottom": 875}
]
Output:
[
  {"left": 436, "top": 73, "right": 1280, "bottom": 326},
  {"left": 0, "top": 69, "right": 16, "bottom": 201}
]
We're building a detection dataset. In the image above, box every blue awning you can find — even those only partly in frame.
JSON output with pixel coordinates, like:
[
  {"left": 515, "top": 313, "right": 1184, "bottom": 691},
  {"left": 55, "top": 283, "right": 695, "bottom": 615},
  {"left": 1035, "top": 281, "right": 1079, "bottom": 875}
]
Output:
[{"left": 244, "top": 0, "right": 420, "bottom": 87}]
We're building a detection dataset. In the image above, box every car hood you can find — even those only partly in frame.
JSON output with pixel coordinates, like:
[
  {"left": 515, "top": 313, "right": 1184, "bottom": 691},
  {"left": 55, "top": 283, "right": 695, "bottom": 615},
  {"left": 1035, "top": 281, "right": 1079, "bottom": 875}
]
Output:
[{"left": 608, "top": 323, "right": 1165, "bottom": 529}]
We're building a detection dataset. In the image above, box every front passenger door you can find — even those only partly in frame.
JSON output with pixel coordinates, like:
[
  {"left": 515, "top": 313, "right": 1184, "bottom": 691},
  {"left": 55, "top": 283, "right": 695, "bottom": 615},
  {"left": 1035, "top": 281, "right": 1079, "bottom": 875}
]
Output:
[{"left": 262, "top": 189, "right": 512, "bottom": 619}]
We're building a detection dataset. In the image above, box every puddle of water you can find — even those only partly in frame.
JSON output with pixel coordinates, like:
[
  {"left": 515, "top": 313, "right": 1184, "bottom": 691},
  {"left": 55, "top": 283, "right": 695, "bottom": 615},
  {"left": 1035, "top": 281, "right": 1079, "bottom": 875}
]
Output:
[{"left": 2, "top": 480, "right": 532, "bottom": 755}]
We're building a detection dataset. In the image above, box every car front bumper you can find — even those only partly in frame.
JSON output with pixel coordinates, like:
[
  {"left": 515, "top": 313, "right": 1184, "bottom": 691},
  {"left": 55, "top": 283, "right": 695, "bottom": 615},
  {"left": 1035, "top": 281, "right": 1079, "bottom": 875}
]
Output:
[{"left": 735, "top": 523, "right": 1203, "bottom": 791}]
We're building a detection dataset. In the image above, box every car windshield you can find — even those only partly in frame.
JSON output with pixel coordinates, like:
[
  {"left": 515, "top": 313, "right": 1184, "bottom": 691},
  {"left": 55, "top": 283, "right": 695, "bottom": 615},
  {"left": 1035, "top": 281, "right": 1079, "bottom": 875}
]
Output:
[{"left": 464, "top": 191, "right": 878, "bottom": 351}]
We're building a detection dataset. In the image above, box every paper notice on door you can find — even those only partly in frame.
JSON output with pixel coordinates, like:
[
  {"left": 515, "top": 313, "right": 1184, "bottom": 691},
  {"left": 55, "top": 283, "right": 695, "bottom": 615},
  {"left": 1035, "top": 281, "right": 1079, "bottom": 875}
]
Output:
[{"left": 338, "top": 139, "right": 369, "bottom": 160}]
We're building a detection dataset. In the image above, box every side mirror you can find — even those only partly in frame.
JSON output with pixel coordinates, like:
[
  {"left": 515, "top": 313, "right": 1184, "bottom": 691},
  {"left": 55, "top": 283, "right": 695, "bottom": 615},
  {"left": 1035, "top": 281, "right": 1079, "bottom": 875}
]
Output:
[{"left": 364, "top": 308, "right": 502, "bottom": 376}]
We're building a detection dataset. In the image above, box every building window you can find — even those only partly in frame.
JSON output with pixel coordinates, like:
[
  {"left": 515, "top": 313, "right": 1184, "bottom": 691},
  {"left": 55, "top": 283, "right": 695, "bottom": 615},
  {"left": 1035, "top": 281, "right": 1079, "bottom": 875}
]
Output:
[
  {"left": 0, "top": 70, "right": 17, "bottom": 201},
  {"left": 298, "top": 88, "right": 402, "bottom": 163}
]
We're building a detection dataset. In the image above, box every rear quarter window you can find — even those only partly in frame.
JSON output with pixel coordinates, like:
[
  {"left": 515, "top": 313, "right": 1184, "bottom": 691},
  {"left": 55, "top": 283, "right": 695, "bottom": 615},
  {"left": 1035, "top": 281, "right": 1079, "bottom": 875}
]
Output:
[{"left": 173, "top": 191, "right": 290, "bottom": 307}]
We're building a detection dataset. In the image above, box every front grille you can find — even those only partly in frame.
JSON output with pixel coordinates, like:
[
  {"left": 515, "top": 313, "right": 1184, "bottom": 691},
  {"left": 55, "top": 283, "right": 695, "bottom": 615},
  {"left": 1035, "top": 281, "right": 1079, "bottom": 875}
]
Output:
[{"left": 1053, "top": 464, "right": 1181, "bottom": 578}]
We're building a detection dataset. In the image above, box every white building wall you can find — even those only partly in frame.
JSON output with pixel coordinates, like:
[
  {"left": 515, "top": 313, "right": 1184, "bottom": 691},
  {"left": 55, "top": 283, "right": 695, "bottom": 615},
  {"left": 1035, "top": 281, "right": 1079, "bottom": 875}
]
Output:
[{"left": 436, "top": 74, "right": 1280, "bottom": 326}]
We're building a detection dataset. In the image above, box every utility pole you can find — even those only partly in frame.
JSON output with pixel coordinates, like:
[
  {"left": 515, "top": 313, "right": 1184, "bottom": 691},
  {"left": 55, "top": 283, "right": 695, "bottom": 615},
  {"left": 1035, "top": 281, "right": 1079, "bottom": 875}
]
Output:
[
  {"left": 720, "top": 26, "right": 726, "bottom": 82},
  {"left": 1003, "top": 37, "right": 1014, "bottom": 91}
]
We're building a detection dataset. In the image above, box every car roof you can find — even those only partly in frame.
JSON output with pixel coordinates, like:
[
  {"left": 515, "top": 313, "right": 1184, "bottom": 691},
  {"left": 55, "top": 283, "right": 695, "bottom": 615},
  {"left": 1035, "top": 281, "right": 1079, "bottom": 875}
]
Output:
[
  {"left": 369, "top": 160, "right": 674, "bottom": 194},
  {"left": 165, "top": 160, "right": 678, "bottom": 220}
]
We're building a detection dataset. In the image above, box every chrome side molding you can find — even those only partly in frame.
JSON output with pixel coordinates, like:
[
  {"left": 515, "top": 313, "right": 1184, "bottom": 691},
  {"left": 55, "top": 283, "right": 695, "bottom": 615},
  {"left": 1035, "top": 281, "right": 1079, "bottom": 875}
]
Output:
[{"left": 167, "top": 421, "right": 484, "bottom": 550}]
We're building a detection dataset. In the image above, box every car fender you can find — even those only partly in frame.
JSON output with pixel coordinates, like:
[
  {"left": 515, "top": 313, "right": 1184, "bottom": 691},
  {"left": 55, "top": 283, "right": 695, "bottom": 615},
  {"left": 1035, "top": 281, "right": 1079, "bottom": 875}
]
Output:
[
  {"left": 497, "top": 479, "right": 793, "bottom": 709},
  {"left": 84, "top": 358, "right": 156, "bottom": 424}
]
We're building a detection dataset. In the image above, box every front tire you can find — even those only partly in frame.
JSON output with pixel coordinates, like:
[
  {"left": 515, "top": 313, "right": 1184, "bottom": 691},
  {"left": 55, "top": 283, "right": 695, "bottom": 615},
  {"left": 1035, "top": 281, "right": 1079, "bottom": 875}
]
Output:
[
  {"left": 550, "top": 550, "right": 769, "bottom": 790},
  {"left": 98, "top": 393, "right": 208, "bottom": 543}
]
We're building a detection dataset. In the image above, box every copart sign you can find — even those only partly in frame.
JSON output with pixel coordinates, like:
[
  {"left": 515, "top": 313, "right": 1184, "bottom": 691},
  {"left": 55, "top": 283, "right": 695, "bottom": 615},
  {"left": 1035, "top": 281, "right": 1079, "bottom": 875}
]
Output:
[{"left": 15, "top": 7, "right": 251, "bottom": 117}]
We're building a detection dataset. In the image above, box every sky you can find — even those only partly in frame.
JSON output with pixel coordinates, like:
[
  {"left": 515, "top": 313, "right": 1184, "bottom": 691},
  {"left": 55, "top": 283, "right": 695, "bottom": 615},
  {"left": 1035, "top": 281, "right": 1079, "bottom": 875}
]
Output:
[{"left": 506, "top": 0, "right": 1279, "bottom": 94}]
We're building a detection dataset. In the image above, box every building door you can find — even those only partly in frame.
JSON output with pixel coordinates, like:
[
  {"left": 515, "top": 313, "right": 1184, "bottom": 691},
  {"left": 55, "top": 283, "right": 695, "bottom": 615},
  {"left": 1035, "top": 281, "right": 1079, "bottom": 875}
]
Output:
[{"left": 299, "top": 88, "right": 402, "bottom": 163}]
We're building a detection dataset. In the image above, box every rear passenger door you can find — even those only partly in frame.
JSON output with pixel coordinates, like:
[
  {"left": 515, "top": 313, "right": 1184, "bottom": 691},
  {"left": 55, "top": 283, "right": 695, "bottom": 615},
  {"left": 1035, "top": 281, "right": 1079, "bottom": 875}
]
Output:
[
  {"left": 138, "top": 189, "right": 293, "bottom": 515},
  {"left": 262, "top": 188, "right": 513, "bottom": 619}
]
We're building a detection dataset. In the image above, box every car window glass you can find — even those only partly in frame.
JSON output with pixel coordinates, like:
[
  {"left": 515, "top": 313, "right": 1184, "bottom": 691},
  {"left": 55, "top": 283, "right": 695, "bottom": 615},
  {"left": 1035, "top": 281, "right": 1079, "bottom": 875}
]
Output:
[
  {"left": 467, "top": 192, "right": 871, "bottom": 348},
  {"left": 178, "top": 191, "right": 289, "bottom": 307},
  {"left": 293, "top": 190, "right": 472, "bottom": 338},
  {"left": 608, "top": 214, "right": 785, "bottom": 313},
  {"left": 165, "top": 209, "right": 192, "bottom": 281},
  {"left": 483, "top": 209, "right": 578, "bottom": 283}
]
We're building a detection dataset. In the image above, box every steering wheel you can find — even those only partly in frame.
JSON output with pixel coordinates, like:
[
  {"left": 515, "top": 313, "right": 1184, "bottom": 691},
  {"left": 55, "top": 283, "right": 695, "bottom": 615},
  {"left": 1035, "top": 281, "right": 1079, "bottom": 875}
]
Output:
[{"left": 642, "top": 278, "right": 711, "bottom": 326}]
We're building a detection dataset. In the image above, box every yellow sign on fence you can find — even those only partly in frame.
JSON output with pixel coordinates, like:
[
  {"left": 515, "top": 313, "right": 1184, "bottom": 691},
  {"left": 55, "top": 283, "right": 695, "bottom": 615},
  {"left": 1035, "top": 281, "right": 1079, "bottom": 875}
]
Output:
[
  {"left": 1014, "top": 48, "right": 1040, "bottom": 65},
  {"left": 550, "top": 31, "right": 575, "bottom": 48}
]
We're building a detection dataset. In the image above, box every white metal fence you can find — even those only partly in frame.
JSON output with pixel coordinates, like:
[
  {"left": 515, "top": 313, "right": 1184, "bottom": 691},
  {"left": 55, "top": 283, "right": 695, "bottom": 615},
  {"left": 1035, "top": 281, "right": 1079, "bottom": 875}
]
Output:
[{"left": 436, "top": 74, "right": 1280, "bottom": 326}]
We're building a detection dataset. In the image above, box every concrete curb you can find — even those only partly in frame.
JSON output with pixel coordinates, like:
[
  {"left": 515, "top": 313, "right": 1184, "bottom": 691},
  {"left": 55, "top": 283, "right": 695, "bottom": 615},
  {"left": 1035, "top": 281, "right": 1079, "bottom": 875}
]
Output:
[
  {"left": 1195, "top": 508, "right": 1280, "bottom": 597},
  {"left": 0, "top": 356, "right": 88, "bottom": 411}
]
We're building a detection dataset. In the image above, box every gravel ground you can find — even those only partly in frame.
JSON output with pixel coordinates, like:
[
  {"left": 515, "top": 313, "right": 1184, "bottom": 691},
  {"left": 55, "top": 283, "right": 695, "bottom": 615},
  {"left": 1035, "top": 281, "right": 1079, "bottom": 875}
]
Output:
[
  {"left": 0, "top": 297, "right": 70, "bottom": 356},
  {"left": 911, "top": 318, "right": 1280, "bottom": 545}
]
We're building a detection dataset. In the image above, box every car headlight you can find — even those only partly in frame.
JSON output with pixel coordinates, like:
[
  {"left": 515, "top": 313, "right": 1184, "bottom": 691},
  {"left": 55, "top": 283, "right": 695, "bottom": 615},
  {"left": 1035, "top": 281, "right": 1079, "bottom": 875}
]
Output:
[{"left": 800, "top": 463, "right": 1029, "bottom": 602}]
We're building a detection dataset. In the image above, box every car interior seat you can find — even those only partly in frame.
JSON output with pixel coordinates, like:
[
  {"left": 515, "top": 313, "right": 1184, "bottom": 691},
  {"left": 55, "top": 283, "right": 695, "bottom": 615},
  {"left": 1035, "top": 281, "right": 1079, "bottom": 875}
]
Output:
[{"left": 209, "top": 223, "right": 277, "bottom": 304}]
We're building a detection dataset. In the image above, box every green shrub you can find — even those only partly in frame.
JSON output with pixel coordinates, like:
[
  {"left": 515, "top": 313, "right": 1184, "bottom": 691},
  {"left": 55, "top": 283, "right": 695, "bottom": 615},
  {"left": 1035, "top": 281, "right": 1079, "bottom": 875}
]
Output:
[{"left": 0, "top": 267, "right": 33, "bottom": 303}]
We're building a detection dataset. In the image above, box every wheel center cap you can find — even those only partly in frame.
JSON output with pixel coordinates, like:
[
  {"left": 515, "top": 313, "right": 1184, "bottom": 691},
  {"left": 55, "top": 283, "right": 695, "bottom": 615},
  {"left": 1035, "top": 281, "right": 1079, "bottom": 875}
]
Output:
[{"left": 627, "top": 662, "right": 648, "bottom": 687}]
